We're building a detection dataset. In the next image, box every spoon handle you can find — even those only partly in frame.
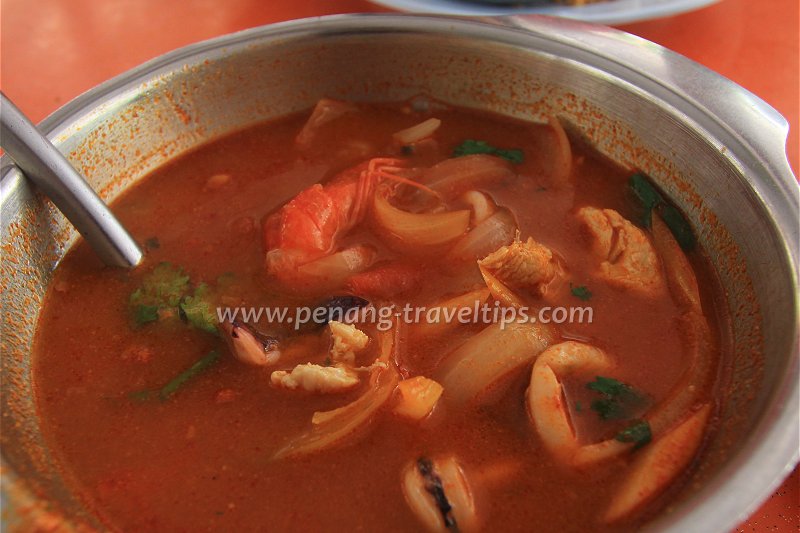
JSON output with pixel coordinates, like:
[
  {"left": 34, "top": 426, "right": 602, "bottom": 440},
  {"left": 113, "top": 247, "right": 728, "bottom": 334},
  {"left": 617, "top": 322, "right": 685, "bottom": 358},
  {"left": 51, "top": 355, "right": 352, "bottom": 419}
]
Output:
[{"left": 1, "top": 92, "right": 142, "bottom": 268}]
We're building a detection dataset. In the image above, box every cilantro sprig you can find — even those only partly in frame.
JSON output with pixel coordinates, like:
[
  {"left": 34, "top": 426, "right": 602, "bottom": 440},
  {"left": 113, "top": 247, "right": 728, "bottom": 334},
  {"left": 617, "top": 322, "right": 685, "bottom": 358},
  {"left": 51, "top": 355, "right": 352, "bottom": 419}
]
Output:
[
  {"left": 615, "top": 420, "right": 652, "bottom": 449},
  {"left": 570, "top": 283, "right": 592, "bottom": 301},
  {"left": 628, "top": 172, "right": 695, "bottom": 251},
  {"left": 129, "top": 262, "right": 218, "bottom": 333},
  {"left": 129, "top": 262, "right": 189, "bottom": 325},
  {"left": 179, "top": 283, "right": 218, "bottom": 333},
  {"left": 586, "top": 376, "right": 647, "bottom": 421},
  {"left": 130, "top": 350, "right": 221, "bottom": 402},
  {"left": 453, "top": 139, "right": 524, "bottom": 165}
]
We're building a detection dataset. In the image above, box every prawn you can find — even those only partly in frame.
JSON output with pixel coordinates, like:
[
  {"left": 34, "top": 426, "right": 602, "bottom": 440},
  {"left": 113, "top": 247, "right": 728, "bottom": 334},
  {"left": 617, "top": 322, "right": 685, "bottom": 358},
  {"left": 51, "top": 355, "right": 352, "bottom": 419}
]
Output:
[{"left": 263, "top": 158, "right": 434, "bottom": 288}]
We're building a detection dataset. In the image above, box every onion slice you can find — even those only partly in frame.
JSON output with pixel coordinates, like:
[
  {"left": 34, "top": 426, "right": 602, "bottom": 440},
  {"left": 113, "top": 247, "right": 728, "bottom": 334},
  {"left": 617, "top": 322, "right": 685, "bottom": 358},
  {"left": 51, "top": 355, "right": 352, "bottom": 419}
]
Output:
[
  {"left": 373, "top": 189, "right": 470, "bottom": 247},
  {"left": 448, "top": 208, "right": 517, "bottom": 262},
  {"left": 548, "top": 116, "right": 573, "bottom": 187},
  {"left": 296, "top": 244, "right": 377, "bottom": 286},
  {"left": 393, "top": 118, "right": 442, "bottom": 144},
  {"left": 437, "top": 321, "right": 556, "bottom": 406},
  {"left": 460, "top": 190, "right": 496, "bottom": 225},
  {"left": 413, "top": 288, "right": 491, "bottom": 338},
  {"left": 646, "top": 214, "right": 713, "bottom": 435},
  {"left": 272, "top": 331, "right": 399, "bottom": 459},
  {"left": 421, "top": 154, "right": 515, "bottom": 199},
  {"left": 296, "top": 98, "right": 357, "bottom": 148},
  {"left": 604, "top": 404, "right": 712, "bottom": 523}
]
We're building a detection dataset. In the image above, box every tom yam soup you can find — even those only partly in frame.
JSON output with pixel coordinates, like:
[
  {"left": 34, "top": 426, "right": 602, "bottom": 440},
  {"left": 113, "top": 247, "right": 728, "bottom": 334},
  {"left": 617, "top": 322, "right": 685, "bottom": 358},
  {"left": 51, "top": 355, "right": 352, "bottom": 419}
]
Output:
[{"left": 33, "top": 98, "right": 726, "bottom": 532}]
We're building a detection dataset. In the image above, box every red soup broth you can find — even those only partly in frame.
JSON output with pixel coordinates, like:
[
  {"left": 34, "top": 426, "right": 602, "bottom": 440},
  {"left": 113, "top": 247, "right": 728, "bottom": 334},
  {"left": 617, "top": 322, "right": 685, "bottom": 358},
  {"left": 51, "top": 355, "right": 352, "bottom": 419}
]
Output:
[{"left": 33, "top": 100, "right": 726, "bottom": 532}]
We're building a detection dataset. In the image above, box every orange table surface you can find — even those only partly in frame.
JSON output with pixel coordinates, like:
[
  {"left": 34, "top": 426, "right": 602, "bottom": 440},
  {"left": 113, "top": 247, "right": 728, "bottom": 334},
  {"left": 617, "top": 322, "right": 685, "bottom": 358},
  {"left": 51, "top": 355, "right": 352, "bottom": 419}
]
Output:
[{"left": 1, "top": 0, "right": 798, "bottom": 531}]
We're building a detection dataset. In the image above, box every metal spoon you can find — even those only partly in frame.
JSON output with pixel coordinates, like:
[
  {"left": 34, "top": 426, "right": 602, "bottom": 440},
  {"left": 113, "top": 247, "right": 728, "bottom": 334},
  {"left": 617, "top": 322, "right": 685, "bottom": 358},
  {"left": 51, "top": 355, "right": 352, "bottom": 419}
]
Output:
[{"left": 0, "top": 91, "right": 142, "bottom": 268}]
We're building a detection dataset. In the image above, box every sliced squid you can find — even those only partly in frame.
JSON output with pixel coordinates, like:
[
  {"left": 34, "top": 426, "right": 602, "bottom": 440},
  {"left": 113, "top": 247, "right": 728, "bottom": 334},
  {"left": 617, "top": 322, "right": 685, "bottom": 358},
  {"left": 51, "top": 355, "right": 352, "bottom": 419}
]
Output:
[
  {"left": 526, "top": 341, "right": 617, "bottom": 466},
  {"left": 576, "top": 207, "right": 665, "bottom": 296},
  {"left": 522, "top": 212, "right": 715, "bottom": 522},
  {"left": 401, "top": 456, "right": 478, "bottom": 532}
]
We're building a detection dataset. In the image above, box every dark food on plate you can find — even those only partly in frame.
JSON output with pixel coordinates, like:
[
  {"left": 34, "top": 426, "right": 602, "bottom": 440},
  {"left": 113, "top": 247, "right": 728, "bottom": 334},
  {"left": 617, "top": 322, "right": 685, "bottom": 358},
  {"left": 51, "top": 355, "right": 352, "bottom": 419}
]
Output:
[
  {"left": 33, "top": 97, "right": 724, "bottom": 531},
  {"left": 465, "top": 0, "right": 608, "bottom": 5}
]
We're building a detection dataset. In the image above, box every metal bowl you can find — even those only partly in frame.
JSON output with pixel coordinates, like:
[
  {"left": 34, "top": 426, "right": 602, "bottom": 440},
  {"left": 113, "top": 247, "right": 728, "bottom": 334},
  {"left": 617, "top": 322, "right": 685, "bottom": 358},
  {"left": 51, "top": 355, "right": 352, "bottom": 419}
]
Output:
[{"left": 1, "top": 14, "right": 797, "bottom": 532}]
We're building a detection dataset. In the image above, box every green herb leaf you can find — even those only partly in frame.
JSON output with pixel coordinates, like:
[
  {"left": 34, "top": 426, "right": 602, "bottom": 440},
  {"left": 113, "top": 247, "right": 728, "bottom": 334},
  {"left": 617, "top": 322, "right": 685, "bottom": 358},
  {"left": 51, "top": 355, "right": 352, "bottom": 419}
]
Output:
[
  {"left": 629, "top": 173, "right": 662, "bottom": 227},
  {"left": 570, "top": 283, "right": 592, "bottom": 301},
  {"left": 129, "top": 262, "right": 190, "bottom": 320},
  {"left": 586, "top": 376, "right": 629, "bottom": 397},
  {"left": 586, "top": 376, "right": 647, "bottom": 421},
  {"left": 658, "top": 204, "right": 696, "bottom": 251},
  {"left": 628, "top": 173, "right": 696, "bottom": 250},
  {"left": 180, "top": 283, "right": 218, "bottom": 333},
  {"left": 453, "top": 139, "right": 524, "bottom": 164},
  {"left": 144, "top": 237, "right": 160, "bottom": 250},
  {"left": 132, "top": 303, "right": 160, "bottom": 325},
  {"left": 128, "top": 389, "right": 153, "bottom": 402},
  {"left": 129, "top": 263, "right": 222, "bottom": 333},
  {"left": 615, "top": 420, "right": 652, "bottom": 449},
  {"left": 160, "top": 350, "right": 221, "bottom": 400}
]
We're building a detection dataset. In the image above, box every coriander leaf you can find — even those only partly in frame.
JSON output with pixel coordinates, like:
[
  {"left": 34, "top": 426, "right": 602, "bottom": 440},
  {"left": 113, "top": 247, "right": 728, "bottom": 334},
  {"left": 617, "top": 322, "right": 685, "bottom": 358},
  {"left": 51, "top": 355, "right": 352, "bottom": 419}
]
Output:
[
  {"left": 628, "top": 173, "right": 696, "bottom": 251},
  {"left": 128, "top": 389, "right": 153, "bottom": 402},
  {"left": 144, "top": 237, "right": 160, "bottom": 250},
  {"left": 629, "top": 173, "right": 662, "bottom": 228},
  {"left": 615, "top": 420, "right": 652, "bottom": 449},
  {"left": 586, "top": 376, "right": 647, "bottom": 421},
  {"left": 129, "top": 262, "right": 190, "bottom": 309},
  {"left": 180, "top": 283, "right": 218, "bottom": 333},
  {"left": 133, "top": 303, "right": 159, "bottom": 325},
  {"left": 160, "top": 350, "right": 221, "bottom": 400},
  {"left": 591, "top": 398, "right": 627, "bottom": 420},
  {"left": 586, "top": 376, "right": 630, "bottom": 397},
  {"left": 658, "top": 204, "right": 696, "bottom": 251},
  {"left": 453, "top": 139, "right": 524, "bottom": 164},
  {"left": 129, "top": 263, "right": 191, "bottom": 326},
  {"left": 570, "top": 283, "right": 592, "bottom": 301}
]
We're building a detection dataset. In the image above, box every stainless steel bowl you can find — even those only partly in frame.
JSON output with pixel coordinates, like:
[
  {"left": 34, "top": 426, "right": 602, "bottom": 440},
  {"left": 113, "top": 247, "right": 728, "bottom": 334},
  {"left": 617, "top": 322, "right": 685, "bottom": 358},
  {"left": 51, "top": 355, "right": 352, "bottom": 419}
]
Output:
[{"left": 2, "top": 14, "right": 797, "bottom": 532}]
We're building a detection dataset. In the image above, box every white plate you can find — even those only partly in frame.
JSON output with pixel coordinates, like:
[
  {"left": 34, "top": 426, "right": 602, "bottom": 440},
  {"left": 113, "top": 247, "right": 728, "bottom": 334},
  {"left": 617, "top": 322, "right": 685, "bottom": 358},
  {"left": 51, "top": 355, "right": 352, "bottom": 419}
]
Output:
[{"left": 369, "top": 0, "right": 720, "bottom": 25}]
